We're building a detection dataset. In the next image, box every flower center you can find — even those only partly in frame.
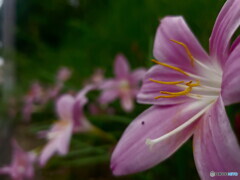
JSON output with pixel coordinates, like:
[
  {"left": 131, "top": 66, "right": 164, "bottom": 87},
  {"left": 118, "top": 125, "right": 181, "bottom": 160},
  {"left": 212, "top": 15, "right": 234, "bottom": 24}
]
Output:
[
  {"left": 150, "top": 40, "right": 222, "bottom": 101},
  {"left": 119, "top": 80, "right": 130, "bottom": 93},
  {"left": 47, "top": 120, "right": 70, "bottom": 139},
  {"left": 145, "top": 40, "right": 223, "bottom": 150},
  {"left": 18, "top": 165, "right": 25, "bottom": 174}
]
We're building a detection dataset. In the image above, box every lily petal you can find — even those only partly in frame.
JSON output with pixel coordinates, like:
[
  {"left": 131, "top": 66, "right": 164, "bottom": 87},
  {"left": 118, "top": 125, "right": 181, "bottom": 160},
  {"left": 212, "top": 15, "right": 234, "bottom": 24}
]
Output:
[
  {"left": 0, "top": 167, "right": 10, "bottom": 174},
  {"left": 222, "top": 43, "right": 240, "bottom": 105},
  {"left": 120, "top": 93, "right": 134, "bottom": 112},
  {"left": 56, "top": 95, "right": 75, "bottom": 120},
  {"left": 111, "top": 100, "right": 208, "bottom": 176},
  {"left": 193, "top": 97, "right": 240, "bottom": 180},
  {"left": 39, "top": 121, "right": 73, "bottom": 166},
  {"left": 39, "top": 140, "right": 58, "bottom": 166},
  {"left": 72, "top": 100, "right": 84, "bottom": 128},
  {"left": 99, "top": 89, "right": 118, "bottom": 104},
  {"left": 229, "top": 35, "right": 240, "bottom": 53},
  {"left": 72, "top": 85, "right": 93, "bottom": 128},
  {"left": 130, "top": 68, "right": 146, "bottom": 83},
  {"left": 57, "top": 123, "right": 73, "bottom": 155},
  {"left": 210, "top": 0, "right": 240, "bottom": 65},
  {"left": 137, "top": 65, "right": 192, "bottom": 105},
  {"left": 153, "top": 16, "right": 209, "bottom": 73},
  {"left": 99, "top": 79, "right": 117, "bottom": 90},
  {"left": 114, "top": 54, "right": 130, "bottom": 79}
]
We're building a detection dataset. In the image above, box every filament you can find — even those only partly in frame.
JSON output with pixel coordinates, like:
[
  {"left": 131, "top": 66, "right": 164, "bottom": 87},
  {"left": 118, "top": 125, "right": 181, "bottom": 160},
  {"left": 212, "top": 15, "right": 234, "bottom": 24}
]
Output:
[
  {"left": 171, "top": 40, "right": 194, "bottom": 66},
  {"left": 160, "top": 86, "right": 192, "bottom": 95},
  {"left": 151, "top": 59, "right": 189, "bottom": 76},
  {"left": 149, "top": 78, "right": 184, "bottom": 85}
]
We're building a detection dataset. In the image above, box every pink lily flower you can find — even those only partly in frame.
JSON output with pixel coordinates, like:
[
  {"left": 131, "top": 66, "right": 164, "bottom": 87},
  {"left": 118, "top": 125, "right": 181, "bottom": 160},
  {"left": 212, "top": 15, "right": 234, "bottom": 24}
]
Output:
[
  {"left": 39, "top": 86, "right": 93, "bottom": 166},
  {"left": 86, "top": 68, "right": 105, "bottom": 85},
  {"left": 47, "top": 67, "right": 72, "bottom": 99},
  {"left": 99, "top": 54, "right": 146, "bottom": 112},
  {"left": 22, "top": 82, "right": 45, "bottom": 121},
  {"left": 111, "top": 0, "right": 240, "bottom": 178},
  {"left": 91, "top": 68, "right": 105, "bottom": 84},
  {"left": 0, "top": 140, "right": 36, "bottom": 180}
]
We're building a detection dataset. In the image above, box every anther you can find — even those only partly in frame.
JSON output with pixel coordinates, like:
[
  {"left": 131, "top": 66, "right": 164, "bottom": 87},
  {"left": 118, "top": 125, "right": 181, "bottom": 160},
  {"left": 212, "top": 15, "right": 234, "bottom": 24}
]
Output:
[
  {"left": 160, "top": 86, "right": 192, "bottom": 96},
  {"left": 154, "top": 80, "right": 200, "bottom": 99}
]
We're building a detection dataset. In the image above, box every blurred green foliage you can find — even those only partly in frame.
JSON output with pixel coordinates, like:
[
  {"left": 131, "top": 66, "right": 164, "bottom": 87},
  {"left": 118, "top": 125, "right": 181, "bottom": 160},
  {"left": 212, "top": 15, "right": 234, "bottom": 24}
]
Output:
[
  {"left": 16, "top": 0, "right": 224, "bottom": 87},
  {"left": 8, "top": 0, "right": 240, "bottom": 179}
]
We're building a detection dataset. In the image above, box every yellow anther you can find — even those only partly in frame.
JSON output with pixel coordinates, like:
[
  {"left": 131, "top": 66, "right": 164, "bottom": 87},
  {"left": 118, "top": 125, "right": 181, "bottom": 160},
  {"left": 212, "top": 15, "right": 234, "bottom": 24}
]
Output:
[
  {"left": 154, "top": 80, "right": 200, "bottom": 99},
  {"left": 151, "top": 59, "right": 189, "bottom": 76},
  {"left": 189, "top": 80, "right": 200, "bottom": 87},
  {"left": 185, "top": 81, "right": 193, "bottom": 86},
  {"left": 160, "top": 86, "right": 192, "bottom": 96},
  {"left": 149, "top": 78, "right": 184, "bottom": 85},
  {"left": 185, "top": 80, "right": 200, "bottom": 87},
  {"left": 171, "top": 40, "right": 194, "bottom": 66}
]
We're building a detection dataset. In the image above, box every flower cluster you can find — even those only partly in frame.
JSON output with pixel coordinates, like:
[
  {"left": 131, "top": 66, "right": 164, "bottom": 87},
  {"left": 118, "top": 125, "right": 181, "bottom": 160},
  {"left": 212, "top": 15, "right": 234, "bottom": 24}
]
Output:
[
  {"left": 0, "top": 55, "right": 145, "bottom": 179},
  {"left": 22, "top": 67, "right": 72, "bottom": 122}
]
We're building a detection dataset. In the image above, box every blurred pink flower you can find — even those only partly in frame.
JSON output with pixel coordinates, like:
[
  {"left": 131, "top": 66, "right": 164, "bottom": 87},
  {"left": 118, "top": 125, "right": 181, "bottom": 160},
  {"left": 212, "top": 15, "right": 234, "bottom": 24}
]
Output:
[
  {"left": 111, "top": 0, "right": 240, "bottom": 178},
  {"left": 0, "top": 140, "right": 36, "bottom": 180},
  {"left": 22, "top": 82, "right": 46, "bottom": 122},
  {"left": 99, "top": 54, "right": 146, "bottom": 112},
  {"left": 46, "top": 86, "right": 62, "bottom": 100},
  {"left": 90, "top": 68, "right": 105, "bottom": 84},
  {"left": 88, "top": 103, "right": 115, "bottom": 115},
  {"left": 39, "top": 86, "right": 93, "bottom": 166},
  {"left": 47, "top": 67, "right": 72, "bottom": 99},
  {"left": 22, "top": 68, "right": 72, "bottom": 122},
  {"left": 56, "top": 67, "right": 72, "bottom": 83},
  {"left": 84, "top": 68, "right": 105, "bottom": 87}
]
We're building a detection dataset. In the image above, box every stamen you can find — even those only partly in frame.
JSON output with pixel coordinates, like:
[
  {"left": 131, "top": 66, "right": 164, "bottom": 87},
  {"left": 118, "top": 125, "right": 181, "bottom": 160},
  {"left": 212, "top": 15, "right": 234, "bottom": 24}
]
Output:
[
  {"left": 149, "top": 78, "right": 184, "bottom": 85},
  {"left": 151, "top": 59, "right": 189, "bottom": 76},
  {"left": 154, "top": 80, "right": 200, "bottom": 99},
  {"left": 171, "top": 40, "right": 194, "bottom": 66},
  {"left": 189, "top": 80, "right": 200, "bottom": 87},
  {"left": 154, "top": 94, "right": 180, "bottom": 99},
  {"left": 185, "top": 81, "right": 193, "bottom": 86},
  {"left": 160, "top": 86, "right": 192, "bottom": 95},
  {"left": 185, "top": 80, "right": 200, "bottom": 87}
]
